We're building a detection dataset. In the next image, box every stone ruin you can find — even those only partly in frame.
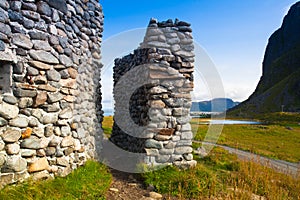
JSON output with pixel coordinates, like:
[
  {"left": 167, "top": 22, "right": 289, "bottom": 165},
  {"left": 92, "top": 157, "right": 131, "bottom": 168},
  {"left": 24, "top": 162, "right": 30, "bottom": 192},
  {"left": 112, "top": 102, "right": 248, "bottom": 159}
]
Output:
[
  {"left": 110, "top": 18, "right": 197, "bottom": 169},
  {"left": 0, "top": 0, "right": 198, "bottom": 188},
  {"left": 0, "top": 0, "right": 103, "bottom": 188}
]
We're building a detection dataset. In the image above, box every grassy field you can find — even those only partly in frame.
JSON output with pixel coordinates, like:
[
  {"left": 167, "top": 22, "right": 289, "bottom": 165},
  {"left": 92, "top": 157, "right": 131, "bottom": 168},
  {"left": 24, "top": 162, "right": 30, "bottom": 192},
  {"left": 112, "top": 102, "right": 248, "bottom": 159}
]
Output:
[
  {"left": 0, "top": 161, "right": 112, "bottom": 200},
  {"left": 143, "top": 147, "right": 300, "bottom": 199},
  {"left": 192, "top": 118, "right": 300, "bottom": 163}
]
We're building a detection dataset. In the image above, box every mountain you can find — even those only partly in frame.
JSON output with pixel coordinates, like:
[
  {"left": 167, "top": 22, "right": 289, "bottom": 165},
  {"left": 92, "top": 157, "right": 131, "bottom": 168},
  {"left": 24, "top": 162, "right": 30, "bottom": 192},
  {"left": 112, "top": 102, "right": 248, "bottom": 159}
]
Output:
[
  {"left": 229, "top": 2, "right": 300, "bottom": 116},
  {"left": 191, "top": 98, "right": 239, "bottom": 112}
]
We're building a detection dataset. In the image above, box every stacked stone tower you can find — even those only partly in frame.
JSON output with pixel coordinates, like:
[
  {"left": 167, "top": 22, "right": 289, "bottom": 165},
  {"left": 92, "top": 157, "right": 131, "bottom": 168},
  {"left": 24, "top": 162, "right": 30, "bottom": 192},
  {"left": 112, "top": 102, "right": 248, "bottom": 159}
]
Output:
[
  {"left": 0, "top": 0, "right": 103, "bottom": 187},
  {"left": 110, "top": 18, "right": 196, "bottom": 169}
]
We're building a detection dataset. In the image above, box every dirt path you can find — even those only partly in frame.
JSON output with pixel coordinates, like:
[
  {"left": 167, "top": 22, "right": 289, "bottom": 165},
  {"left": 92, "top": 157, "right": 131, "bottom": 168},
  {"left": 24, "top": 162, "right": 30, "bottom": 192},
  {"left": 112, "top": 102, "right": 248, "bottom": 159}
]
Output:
[
  {"left": 105, "top": 169, "right": 181, "bottom": 200},
  {"left": 194, "top": 141, "right": 299, "bottom": 176},
  {"left": 105, "top": 169, "right": 149, "bottom": 200}
]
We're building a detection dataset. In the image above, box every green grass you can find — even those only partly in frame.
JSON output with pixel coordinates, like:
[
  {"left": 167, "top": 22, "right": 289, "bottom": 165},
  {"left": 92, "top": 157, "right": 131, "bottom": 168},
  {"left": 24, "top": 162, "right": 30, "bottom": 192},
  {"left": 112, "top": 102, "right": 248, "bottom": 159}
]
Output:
[
  {"left": 192, "top": 119, "right": 300, "bottom": 163},
  {"left": 0, "top": 160, "right": 112, "bottom": 200},
  {"left": 102, "top": 115, "right": 113, "bottom": 136},
  {"left": 143, "top": 147, "right": 300, "bottom": 199}
]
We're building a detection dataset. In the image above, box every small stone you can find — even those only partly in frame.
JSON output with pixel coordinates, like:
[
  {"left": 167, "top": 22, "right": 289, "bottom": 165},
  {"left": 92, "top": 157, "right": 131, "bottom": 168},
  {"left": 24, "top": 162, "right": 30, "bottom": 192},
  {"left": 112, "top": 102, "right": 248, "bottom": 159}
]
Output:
[
  {"left": 59, "top": 55, "right": 73, "bottom": 67},
  {"left": 46, "top": 69, "right": 61, "bottom": 82},
  {"left": 36, "top": 149, "right": 46, "bottom": 157},
  {"left": 5, "top": 143, "right": 20, "bottom": 155},
  {"left": 29, "top": 50, "right": 59, "bottom": 64},
  {"left": 158, "top": 128, "right": 175, "bottom": 136},
  {"left": 0, "top": 22, "right": 11, "bottom": 37},
  {"left": 49, "top": 35, "right": 59, "bottom": 45},
  {"left": 38, "top": 84, "right": 57, "bottom": 92},
  {"left": 9, "top": 116, "right": 29, "bottom": 128},
  {"left": 31, "top": 109, "right": 42, "bottom": 119},
  {"left": 60, "top": 79, "right": 76, "bottom": 89},
  {"left": 32, "top": 127, "right": 43, "bottom": 138},
  {"left": 12, "top": 33, "right": 33, "bottom": 49},
  {"left": 28, "top": 157, "right": 49, "bottom": 173},
  {"left": 22, "top": 127, "right": 32, "bottom": 139},
  {"left": 68, "top": 68, "right": 78, "bottom": 79},
  {"left": 18, "top": 97, "right": 33, "bottom": 108},
  {"left": 0, "top": 117, "right": 7, "bottom": 127},
  {"left": 13, "top": 88, "right": 37, "bottom": 98},
  {"left": 31, "top": 170, "right": 50, "bottom": 180},
  {"left": 59, "top": 107, "right": 72, "bottom": 119},
  {"left": 49, "top": 25, "right": 57, "bottom": 35},
  {"left": 10, "top": 1, "right": 22, "bottom": 11},
  {"left": 37, "top": 1, "right": 52, "bottom": 16},
  {"left": 183, "top": 153, "right": 193, "bottom": 161},
  {"left": 27, "top": 66, "right": 39, "bottom": 76},
  {"left": 34, "top": 76, "right": 48, "bottom": 84},
  {"left": 0, "top": 40, "right": 4, "bottom": 50},
  {"left": 45, "top": 147, "right": 56, "bottom": 156},
  {"left": 45, "top": 125, "right": 54, "bottom": 137},
  {"left": 28, "top": 31, "right": 48, "bottom": 40},
  {"left": 145, "top": 148, "right": 159, "bottom": 156},
  {"left": 21, "top": 149, "right": 36, "bottom": 157},
  {"left": 33, "top": 92, "right": 47, "bottom": 107},
  {"left": 8, "top": 10, "right": 23, "bottom": 23},
  {"left": 4, "top": 156, "right": 27, "bottom": 172},
  {"left": 173, "top": 108, "right": 190, "bottom": 116},
  {"left": 32, "top": 40, "right": 51, "bottom": 51},
  {"left": 22, "top": 2, "right": 37, "bottom": 11},
  {"left": 47, "top": 92, "right": 64, "bottom": 103},
  {"left": 56, "top": 157, "right": 69, "bottom": 167},
  {"left": 154, "top": 135, "right": 171, "bottom": 141},
  {"left": 42, "top": 102, "right": 60, "bottom": 112},
  {"left": 181, "top": 123, "right": 191, "bottom": 131},
  {"left": 23, "top": 17, "right": 35, "bottom": 29},
  {"left": 149, "top": 86, "right": 168, "bottom": 94},
  {"left": 1, "top": 129, "right": 21, "bottom": 142},
  {"left": 174, "top": 146, "right": 193, "bottom": 154},
  {"left": 21, "top": 10, "right": 40, "bottom": 21},
  {"left": 145, "top": 139, "right": 163, "bottom": 149},
  {"left": 61, "top": 136, "right": 74, "bottom": 147},
  {"left": 28, "top": 61, "right": 51, "bottom": 70},
  {"left": 21, "top": 137, "right": 49, "bottom": 149},
  {"left": 0, "top": 102, "right": 19, "bottom": 119},
  {"left": 61, "top": 126, "right": 71, "bottom": 136},
  {"left": 59, "top": 69, "right": 70, "bottom": 79},
  {"left": 41, "top": 113, "right": 58, "bottom": 124},
  {"left": 109, "top": 188, "right": 119, "bottom": 192},
  {"left": 150, "top": 100, "right": 165, "bottom": 108},
  {"left": 0, "top": 1, "right": 9, "bottom": 10},
  {"left": 29, "top": 117, "right": 39, "bottom": 127},
  {"left": 2, "top": 95, "right": 17, "bottom": 105},
  {"left": 47, "top": 0, "right": 68, "bottom": 14},
  {"left": 49, "top": 136, "right": 61, "bottom": 146},
  {"left": 149, "top": 191, "right": 163, "bottom": 199},
  {"left": 0, "top": 152, "right": 6, "bottom": 166},
  {"left": 0, "top": 7, "right": 9, "bottom": 23},
  {"left": 181, "top": 131, "right": 193, "bottom": 140}
]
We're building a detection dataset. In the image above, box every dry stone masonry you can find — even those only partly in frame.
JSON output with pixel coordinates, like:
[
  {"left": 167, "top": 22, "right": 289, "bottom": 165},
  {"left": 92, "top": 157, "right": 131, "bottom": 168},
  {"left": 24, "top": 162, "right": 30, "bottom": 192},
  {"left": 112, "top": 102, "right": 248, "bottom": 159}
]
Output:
[
  {"left": 111, "top": 18, "right": 197, "bottom": 169},
  {"left": 0, "top": 0, "right": 103, "bottom": 188}
]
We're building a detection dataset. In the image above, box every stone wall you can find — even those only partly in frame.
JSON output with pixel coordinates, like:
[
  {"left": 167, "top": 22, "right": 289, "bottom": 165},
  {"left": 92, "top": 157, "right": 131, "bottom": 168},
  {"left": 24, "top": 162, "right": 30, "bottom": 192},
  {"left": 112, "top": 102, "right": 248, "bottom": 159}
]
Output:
[
  {"left": 110, "top": 18, "right": 196, "bottom": 169},
  {"left": 0, "top": 0, "right": 103, "bottom": 188}
]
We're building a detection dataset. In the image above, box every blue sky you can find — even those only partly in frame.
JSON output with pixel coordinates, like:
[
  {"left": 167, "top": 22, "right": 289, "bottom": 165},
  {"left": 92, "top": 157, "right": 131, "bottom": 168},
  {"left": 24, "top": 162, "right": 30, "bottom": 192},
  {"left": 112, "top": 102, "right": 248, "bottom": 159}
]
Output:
[{"left": 100, "top": 0, "right": 298, "bottom": 104}]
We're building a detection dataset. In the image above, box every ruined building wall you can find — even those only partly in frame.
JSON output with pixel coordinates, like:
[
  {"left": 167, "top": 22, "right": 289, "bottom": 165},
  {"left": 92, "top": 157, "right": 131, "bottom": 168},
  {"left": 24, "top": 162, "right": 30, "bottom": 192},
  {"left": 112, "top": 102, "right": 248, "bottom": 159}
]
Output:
[
  {"left": 0, "top": 0, "right": 103, "bottom": 187},
  {"left": 111, "top": 19, "right": 196, "bottom": 168}
]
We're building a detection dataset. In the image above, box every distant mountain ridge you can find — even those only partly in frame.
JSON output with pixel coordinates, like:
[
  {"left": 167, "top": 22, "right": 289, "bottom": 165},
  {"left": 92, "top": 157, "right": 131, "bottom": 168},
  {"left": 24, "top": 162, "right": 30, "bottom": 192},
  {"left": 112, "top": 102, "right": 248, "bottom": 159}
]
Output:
[
  {"left": 229, "top": 2, "right": 300, "bottom": 116},
  {"left": 191, "top": 98, "right": 239, "bottom": 112}
]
